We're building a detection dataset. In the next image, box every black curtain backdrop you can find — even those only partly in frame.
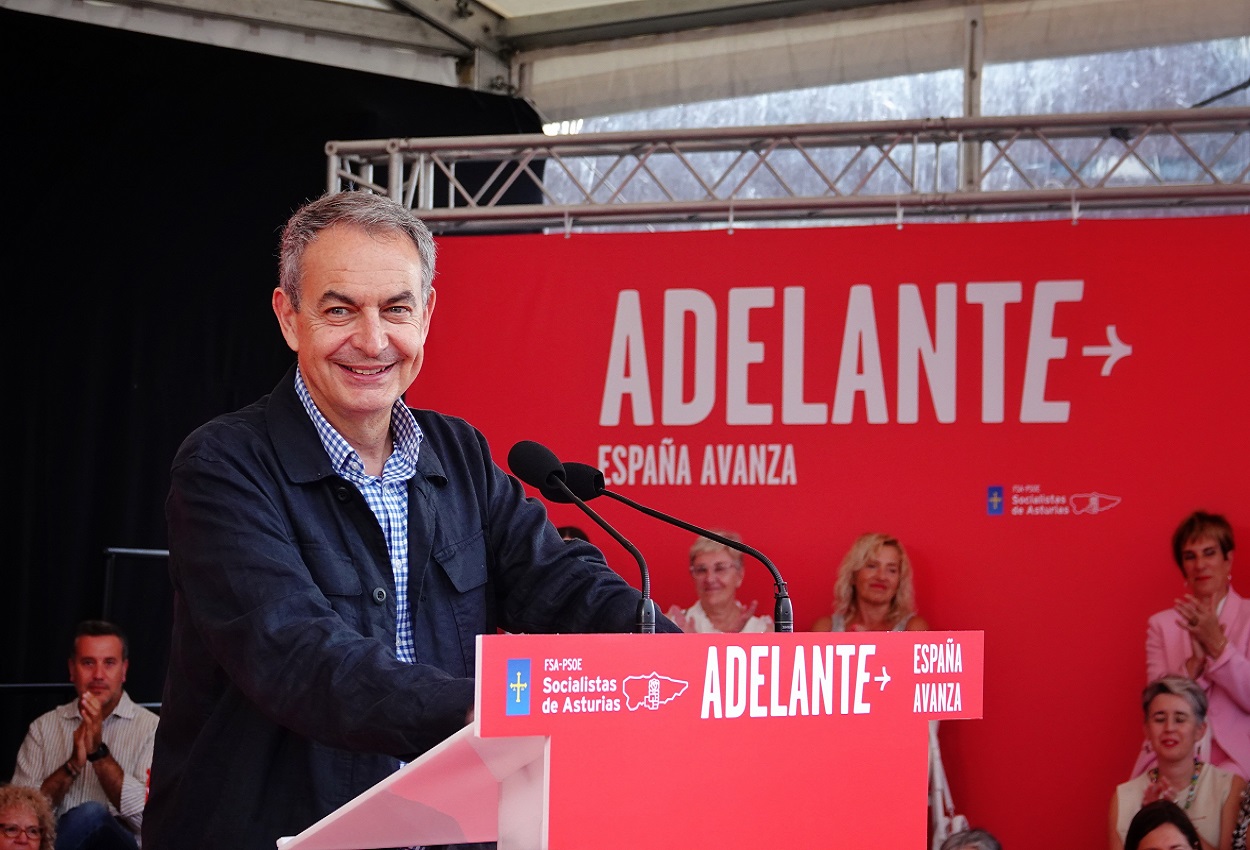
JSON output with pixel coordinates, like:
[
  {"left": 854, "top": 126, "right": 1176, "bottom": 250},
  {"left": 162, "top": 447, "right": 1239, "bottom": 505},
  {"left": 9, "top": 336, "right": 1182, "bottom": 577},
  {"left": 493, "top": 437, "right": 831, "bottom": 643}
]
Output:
[{"left": 1, "top": 7, "right": 542, "bottom": 774}]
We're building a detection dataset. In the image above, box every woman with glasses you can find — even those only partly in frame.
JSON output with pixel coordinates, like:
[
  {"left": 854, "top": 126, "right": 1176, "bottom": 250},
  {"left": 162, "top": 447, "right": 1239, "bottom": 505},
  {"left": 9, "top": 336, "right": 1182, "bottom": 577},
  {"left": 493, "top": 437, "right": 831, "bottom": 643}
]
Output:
[
  {"left": 665, "top": 530, "right": 774, "bottom": 633},
  {"left": 812, "top": 532, "right": 929, "bottom": 633},
  {"left": 0, "top": 785, "right": 55, "bottom": 849}
]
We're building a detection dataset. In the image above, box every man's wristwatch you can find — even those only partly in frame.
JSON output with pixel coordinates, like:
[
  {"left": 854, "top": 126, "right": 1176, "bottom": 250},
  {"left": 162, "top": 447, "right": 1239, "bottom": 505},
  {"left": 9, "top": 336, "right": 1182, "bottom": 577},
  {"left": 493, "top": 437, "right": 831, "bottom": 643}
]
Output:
[{"left": 86, "top": 742, "right": 110, "bottom": 762}]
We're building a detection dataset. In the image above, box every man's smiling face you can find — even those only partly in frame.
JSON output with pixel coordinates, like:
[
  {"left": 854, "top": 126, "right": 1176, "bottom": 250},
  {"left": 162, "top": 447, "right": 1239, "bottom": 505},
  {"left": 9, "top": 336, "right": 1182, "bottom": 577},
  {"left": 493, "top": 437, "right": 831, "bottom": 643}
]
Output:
[{"left": 273, "top": 223, "right": 435, "bottom": 434}]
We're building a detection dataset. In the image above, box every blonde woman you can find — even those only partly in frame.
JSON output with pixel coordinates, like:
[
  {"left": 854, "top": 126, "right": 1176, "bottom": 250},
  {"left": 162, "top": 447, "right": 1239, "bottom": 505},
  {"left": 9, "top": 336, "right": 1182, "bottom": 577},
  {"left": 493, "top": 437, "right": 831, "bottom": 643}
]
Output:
[{"left": 812, "top": 532, "right": 928, "bottom": 632}]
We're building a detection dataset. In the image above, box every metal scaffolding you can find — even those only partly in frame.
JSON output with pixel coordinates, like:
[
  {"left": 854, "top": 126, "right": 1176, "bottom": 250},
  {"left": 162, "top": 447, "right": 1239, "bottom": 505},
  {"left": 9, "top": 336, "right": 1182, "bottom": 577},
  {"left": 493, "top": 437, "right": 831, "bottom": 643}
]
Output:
[{"left": 325, "top": 107, "right": 1250, "bottom": 232}]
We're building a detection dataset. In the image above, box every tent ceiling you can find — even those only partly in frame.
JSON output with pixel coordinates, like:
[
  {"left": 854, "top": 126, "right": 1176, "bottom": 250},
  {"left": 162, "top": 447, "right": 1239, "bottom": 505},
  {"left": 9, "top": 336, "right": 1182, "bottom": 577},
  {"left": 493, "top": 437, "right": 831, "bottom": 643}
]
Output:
[
  {"left": 484, "top": 0, "right": 920, "bottom": 49},
  {"left": 4, "top": 0, "right": 1247, "bottom": 119}
]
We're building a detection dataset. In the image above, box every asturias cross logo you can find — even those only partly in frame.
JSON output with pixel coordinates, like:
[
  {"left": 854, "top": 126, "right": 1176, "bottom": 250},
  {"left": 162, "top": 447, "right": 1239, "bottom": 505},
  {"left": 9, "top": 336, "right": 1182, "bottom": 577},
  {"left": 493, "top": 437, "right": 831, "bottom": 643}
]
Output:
[{"left": 506, "top": 659, "right": 531, "bottom": 716}]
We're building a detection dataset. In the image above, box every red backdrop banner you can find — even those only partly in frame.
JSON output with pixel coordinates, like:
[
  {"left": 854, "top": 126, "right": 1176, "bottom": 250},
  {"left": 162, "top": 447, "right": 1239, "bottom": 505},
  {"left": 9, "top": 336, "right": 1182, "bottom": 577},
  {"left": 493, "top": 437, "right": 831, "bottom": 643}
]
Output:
[{"left": 413, "top": 215, "right": 1249, "bottom": 846}]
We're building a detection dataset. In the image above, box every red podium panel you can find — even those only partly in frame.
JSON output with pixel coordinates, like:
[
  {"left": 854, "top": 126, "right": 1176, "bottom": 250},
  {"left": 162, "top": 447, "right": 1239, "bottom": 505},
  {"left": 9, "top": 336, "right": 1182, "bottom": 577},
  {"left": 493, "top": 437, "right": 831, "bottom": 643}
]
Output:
[{"left": 279, "top": 631, "right": 982, "bottom": 849}]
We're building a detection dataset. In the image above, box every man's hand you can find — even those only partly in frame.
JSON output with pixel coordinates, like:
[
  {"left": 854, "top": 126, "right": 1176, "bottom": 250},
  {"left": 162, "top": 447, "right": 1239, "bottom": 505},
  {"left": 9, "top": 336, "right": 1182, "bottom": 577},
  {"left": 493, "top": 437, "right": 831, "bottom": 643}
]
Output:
[
  {"left": 42, "top": 693, "right": 103, "bottom": 806},
  {"left": 77, "top": 692, "right": 104, "bottom": 752},
  {"left": 76, "top": 691, "right": 127, "bottom": 809}
]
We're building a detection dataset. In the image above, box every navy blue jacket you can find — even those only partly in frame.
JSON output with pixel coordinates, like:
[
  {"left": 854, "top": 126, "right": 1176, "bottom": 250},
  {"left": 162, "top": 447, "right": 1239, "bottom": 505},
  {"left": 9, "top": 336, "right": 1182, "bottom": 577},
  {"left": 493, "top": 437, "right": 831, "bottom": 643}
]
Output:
[{"left": 144, "top": 366, "right": 673, "bottom": 850}]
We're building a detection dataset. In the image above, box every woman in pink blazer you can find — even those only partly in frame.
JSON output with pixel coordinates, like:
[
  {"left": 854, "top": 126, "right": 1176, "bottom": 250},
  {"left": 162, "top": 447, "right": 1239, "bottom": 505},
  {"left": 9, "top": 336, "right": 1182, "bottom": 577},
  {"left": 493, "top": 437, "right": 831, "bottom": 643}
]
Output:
[{"left": 1134, "top": 511, "right": 1250, "bottom": 781}]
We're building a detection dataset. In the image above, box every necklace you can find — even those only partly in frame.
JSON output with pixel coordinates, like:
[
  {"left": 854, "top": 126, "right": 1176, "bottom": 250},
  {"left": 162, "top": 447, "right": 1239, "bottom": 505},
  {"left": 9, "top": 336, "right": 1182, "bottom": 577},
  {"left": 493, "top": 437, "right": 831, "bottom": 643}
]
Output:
[{"left": 1148, "top": 759, "right": 1202, "bottom": 810}]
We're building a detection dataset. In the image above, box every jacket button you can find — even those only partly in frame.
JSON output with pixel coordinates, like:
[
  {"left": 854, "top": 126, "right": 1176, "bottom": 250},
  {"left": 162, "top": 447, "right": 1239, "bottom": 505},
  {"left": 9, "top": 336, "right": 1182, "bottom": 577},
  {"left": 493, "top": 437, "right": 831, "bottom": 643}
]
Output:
[
  {"left": 372, "top": 587, "right": 387, "bottom": 603},
  {"left": 335, "top": 487, "right": 351, "bottom": 502}
]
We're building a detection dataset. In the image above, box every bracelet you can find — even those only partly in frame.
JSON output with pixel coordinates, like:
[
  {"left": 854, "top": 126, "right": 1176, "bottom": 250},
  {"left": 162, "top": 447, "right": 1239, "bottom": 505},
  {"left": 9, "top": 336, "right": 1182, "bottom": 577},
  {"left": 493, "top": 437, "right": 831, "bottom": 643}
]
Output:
[{"left": 63, "top": 760, "right": 79, "bottom": 779}]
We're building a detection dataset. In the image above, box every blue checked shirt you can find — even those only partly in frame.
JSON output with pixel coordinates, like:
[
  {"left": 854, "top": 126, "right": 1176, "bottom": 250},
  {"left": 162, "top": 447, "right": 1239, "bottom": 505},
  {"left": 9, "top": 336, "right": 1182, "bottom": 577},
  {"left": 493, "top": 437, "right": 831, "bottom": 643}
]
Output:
[{"left": 295, "top": 369, "right": 422, "bottom": 664}]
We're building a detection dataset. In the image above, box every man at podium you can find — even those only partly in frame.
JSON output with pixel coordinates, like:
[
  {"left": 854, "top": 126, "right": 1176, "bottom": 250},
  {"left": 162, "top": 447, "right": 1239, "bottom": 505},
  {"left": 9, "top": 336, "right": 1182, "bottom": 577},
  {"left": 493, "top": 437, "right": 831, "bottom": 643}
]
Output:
[{"left": 143, "top": 191, "right": 679, "bottom": 850}]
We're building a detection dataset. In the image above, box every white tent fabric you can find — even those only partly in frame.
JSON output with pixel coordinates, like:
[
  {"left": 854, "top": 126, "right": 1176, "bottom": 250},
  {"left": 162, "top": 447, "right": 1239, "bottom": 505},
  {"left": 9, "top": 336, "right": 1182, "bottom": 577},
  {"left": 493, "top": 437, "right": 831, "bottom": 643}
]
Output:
[
  {"left": 4, "top": 0, "right": 1247, "bottom": 120},
  {"left": 519, "top": 0, "right": 1250, "bottom": 119},
  {"left": 1, "top": 0, "right": 459, "bottom": 88}
]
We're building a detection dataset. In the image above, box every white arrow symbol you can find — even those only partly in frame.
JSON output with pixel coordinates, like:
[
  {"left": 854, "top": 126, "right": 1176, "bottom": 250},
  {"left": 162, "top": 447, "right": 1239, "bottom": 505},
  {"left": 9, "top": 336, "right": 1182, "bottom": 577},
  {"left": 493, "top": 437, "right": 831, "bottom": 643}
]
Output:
[
  {"left": 874, "top": 667, "right": 891, "bottom": 690},
  {"left": 1082, "top": 324, "right": 1132, "bottom": 377}
]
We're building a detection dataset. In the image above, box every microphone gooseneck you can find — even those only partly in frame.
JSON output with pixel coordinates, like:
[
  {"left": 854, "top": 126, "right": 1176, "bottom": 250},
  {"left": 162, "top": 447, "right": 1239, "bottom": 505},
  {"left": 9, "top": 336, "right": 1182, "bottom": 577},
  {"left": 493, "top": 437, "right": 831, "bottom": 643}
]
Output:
[
  {"left": 508, "top": 442, "right": 656, "bottom": 634},
  {"left": 561, "top": 462, "right": 794, "bottom": 633}
]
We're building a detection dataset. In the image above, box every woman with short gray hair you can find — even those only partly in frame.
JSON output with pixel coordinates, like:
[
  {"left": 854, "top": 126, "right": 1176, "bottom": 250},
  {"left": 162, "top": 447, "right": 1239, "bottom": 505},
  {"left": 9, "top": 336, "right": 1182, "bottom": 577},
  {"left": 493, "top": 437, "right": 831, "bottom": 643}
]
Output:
[{"left": 1110, "top": 676, "right": 1245, "bottom": 850}]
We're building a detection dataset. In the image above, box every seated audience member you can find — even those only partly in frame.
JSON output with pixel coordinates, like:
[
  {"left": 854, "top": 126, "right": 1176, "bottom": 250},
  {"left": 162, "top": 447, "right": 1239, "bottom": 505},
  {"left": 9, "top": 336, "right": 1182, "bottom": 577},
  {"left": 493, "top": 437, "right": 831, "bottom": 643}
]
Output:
[
  {"left": 11, "top": 621, "right": 159, "bottom": 850},
  {"left": 812, "top": 532, "right": 929, "bottom": 632},
  {"left": 556, "top": 525, "right": 589, "bottom": 542},
  {"left": 665, "top": 531, "right": 774, "bottom": 633},
  {"left": 1136, "top": 511, "right": 1248, "bottom": 781},
  {"left": 1110, "top": 676, "right": 1245, "bottom": 850},
  {"left": 813, "top": 533, "right": 952, "bottom": 844},
  {"left": 1126, "top": 801, "right": 1203, "bottom": 850},
  {"left": 939, "top": 827, "right": 1002, "bottom": 850},
  {"left": 0, "top": 784, "right": 57, "bottom": 849}
]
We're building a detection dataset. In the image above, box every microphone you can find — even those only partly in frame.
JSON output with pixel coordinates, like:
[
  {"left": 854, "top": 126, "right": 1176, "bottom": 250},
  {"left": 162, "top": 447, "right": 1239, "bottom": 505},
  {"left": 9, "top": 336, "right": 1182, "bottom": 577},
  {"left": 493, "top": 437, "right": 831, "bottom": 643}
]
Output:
[
  {"left": 506, "top": 441, "right": 657, "bottom": 634},
  {"left": 555, "top": 461, "right": 794, "bottom": 633}
]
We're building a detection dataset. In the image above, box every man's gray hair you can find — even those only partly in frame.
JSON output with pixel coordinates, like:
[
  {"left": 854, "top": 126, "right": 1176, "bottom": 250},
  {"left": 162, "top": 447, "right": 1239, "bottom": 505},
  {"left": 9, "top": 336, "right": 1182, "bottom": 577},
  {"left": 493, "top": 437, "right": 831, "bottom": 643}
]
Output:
[{"left": 278, "top": 191, "right": 437, "bottom": 310}]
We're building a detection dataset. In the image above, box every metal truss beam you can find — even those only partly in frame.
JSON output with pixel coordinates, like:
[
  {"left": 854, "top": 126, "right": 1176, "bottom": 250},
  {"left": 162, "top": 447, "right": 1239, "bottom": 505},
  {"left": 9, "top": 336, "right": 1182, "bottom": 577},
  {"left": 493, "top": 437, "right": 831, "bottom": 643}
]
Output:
[
  {"left": 324, "top": 107, "right": 1250, "bottom": 232},
  {"left": 389, "top": 0, "right": 511, "bottom": 90}
]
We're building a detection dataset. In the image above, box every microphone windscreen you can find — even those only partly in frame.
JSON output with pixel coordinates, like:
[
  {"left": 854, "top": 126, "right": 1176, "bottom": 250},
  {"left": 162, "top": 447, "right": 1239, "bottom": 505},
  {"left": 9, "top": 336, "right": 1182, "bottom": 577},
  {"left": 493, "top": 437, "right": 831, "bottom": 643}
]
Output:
[
  {"left": 539, "top": 461, "right": 602, "bottom": 503},
  {"left": 561, "top": 462, "right": 605, "bottom": 500},
  {"left": 507, "top": 440, "right": 566, "bottom": 490}
]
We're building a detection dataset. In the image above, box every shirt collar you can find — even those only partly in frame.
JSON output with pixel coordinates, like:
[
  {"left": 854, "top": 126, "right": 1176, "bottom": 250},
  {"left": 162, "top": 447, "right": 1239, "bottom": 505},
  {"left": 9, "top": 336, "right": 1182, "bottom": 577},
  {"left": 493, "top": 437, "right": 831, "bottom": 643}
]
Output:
[
  {"left": 294, "top": 366, "right": 422, "bottom": 477},
  {"left": 111, "top": 691, "right": 139, "bottom": 719}
]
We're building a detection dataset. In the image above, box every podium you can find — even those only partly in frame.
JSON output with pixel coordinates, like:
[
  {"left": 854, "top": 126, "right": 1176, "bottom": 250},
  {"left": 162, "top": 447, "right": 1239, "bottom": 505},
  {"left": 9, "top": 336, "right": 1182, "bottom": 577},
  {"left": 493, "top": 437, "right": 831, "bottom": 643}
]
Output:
[{"left": 278, "top": 631, "right": 983, "bottom": 849}]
